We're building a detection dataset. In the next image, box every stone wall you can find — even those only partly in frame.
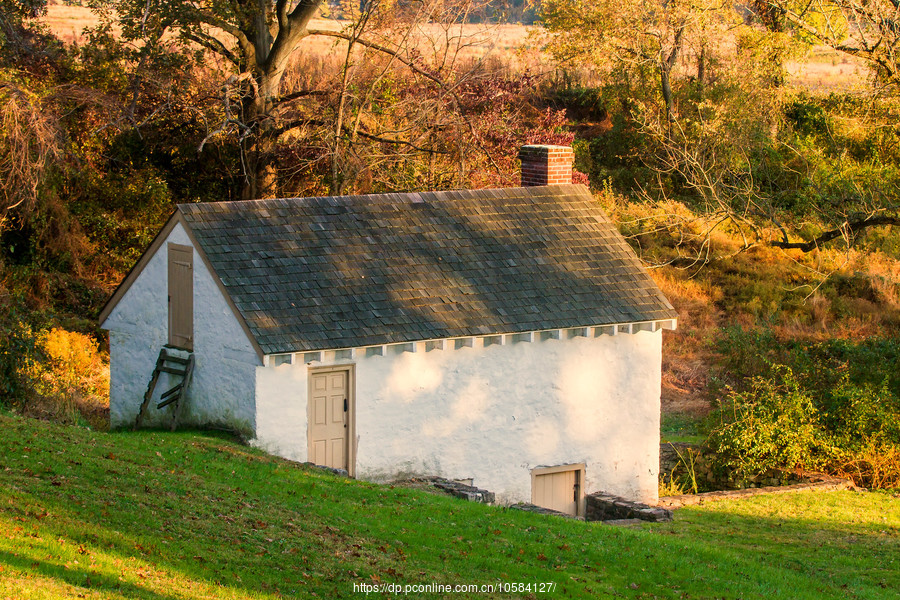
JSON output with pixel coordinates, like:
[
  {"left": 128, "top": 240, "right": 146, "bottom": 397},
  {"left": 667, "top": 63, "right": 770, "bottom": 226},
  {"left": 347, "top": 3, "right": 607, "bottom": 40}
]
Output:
[
  {"left": 659, "top": 442, "right": 700, "bottom": 480},
  {"left": 658, "top": 473, "right": 854, "bottom": 508},
  {"left": 585, "top": 493, "right": 672, "bottom": 522}
]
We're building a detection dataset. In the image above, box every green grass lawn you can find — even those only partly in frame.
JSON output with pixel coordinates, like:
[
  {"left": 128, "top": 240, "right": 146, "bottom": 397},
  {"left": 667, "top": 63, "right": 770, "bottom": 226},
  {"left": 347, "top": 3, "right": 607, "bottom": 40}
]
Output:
[
  {"left": 660, "top": 412, "right": 705, "bottom": 445},
  {"left": 0, "top": 413, "right": 897, "bottom": 599}
]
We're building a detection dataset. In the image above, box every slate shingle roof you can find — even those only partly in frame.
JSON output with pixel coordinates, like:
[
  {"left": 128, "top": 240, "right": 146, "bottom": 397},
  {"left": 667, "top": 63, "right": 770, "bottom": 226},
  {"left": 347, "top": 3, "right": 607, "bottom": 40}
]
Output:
[{"left": 178, "top": 184, "right": 677, "bottom": 355}]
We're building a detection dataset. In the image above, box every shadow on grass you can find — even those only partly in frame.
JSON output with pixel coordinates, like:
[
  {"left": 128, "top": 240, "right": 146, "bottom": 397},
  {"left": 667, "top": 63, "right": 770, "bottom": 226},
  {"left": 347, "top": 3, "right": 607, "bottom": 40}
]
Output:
[
  {"left": 2, "top": 415, "right": 898, "bottom": 600},
  {"left": 0, "top": 549, "right": 185, "bottom": 600}
]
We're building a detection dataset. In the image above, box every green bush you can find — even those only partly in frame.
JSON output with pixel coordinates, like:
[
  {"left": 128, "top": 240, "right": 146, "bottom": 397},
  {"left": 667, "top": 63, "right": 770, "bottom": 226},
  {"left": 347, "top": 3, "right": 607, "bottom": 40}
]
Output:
[
  {"left": 708, "top": 329, "right": 900, "bottom": 487},
  {"left": 0, "top": 309, "right": 41, "bottom": 410},
  {"left": 785, "top": 98, "right": 829, "bottom": 137},
  {"left": 716, "top": 328, "right": 900, "bottom": 395},
  {"left": 707, "top": 367, "right": 830, "bottom": 481},
  {"left": 824, "top": 377, "right": 900, "bottom": 451}
]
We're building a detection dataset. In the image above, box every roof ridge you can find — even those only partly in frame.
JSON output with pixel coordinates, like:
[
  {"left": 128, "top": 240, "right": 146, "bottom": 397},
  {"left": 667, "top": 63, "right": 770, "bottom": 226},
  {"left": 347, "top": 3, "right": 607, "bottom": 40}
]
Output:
[{"left": 177, "top": 184, "right": 591, "bottom": 212}]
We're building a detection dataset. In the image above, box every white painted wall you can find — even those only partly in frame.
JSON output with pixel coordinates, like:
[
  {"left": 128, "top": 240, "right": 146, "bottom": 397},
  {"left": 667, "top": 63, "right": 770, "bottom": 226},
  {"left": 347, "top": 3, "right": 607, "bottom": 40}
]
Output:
[
  {"left": 253, "top": 331, "right": 662, "bottom": 504},
  {"left": 102, "top": 223, "right": 260, "bottom": 434}
]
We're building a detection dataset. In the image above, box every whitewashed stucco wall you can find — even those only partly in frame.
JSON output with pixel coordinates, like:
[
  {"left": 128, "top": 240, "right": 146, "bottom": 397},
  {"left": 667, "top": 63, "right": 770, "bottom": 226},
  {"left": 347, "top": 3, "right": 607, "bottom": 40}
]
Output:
[
  {"left": 102, "top": 222, "right": 260, "bottom": 434},
  {"left": 253, "top": 330, "right": 662, "bottom": 504}
]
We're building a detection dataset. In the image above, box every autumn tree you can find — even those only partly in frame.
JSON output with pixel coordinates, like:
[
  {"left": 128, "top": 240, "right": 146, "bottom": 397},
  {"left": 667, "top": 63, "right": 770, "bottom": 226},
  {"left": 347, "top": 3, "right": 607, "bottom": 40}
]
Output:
[
  {"left": 85, "top": 0, "right": 329, "bottom": 198},
  {"left": 0, "top": 0, "right": 49, "bottom": 58},
  {"left": 759, "top": 0, "right": 900, "bottom": 90},
  {"left": 538, "top": 0, "right": 900, "bottom": 261},
  {"left": 539, "top": 0, "right": 726, "bottom": 125},
  {"left": 88, "top": 0, "right": 523, "bottom": 198},
  {"left": 0, "top": 0, "right": 62, "bottom": 234},
  {"left": 712, "top": 0, "right": 900, "bottom": 253}
]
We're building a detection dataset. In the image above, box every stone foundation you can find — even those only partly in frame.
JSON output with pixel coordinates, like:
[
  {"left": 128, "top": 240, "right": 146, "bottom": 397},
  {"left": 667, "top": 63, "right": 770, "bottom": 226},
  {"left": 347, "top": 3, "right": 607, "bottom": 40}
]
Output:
[
  {"left": 585, "top": 492, "right": 673, "bottom": 522},
  {"left": 430, "top": 478, "right": 496, "bottom": 504},
  {"left": 658, "top": 473, "right": 854, "bottom": 508},
  {"left": 397, "top": 476, "right": 496, "bottom": 504}
]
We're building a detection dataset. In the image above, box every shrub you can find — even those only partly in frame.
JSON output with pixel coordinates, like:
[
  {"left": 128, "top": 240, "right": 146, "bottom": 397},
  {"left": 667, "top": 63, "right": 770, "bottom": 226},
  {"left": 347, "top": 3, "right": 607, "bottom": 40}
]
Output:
[
  {"left": 707, "top": 367, "right": 830, "bottom": 482},
  {"left": 24, "top": 327, "right": 109, "bottom": 428},
  {"left": 824, "top": 377, "right": 900, "bottom": 451},
  {"left": 784, "top": 98, "right": 829, "bottom": 137},
  {"left": 658, "top": 473, "right": 686, "bottom": 497},
  {"left": 0, "top": 312, "right": 40, "bottom": 410},
  {"left": 838, "top": 443, "right": 900, "bottom": 490},
  {"left": 717, "top": 329, "right": 900, "bottom": 389},
  {"left": 0, "top": 315, "right": 109, "bottom": 429},
  {"left": 708, "top": 332, "right": 900, "bottom": 488}
]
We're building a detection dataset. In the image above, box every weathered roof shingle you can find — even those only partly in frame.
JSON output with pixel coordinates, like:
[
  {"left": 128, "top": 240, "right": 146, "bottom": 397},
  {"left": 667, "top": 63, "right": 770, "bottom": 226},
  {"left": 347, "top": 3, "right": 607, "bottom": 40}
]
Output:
[{"left": 179, "top": 184, "right": 676, "bottom": 354}]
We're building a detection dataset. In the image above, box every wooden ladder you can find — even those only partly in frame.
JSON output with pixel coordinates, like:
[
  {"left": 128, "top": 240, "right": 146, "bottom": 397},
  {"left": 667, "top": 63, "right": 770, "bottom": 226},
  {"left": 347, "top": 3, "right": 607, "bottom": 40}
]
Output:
[{"left": 134, "top": 347, "right": 195, "bottom": 431}]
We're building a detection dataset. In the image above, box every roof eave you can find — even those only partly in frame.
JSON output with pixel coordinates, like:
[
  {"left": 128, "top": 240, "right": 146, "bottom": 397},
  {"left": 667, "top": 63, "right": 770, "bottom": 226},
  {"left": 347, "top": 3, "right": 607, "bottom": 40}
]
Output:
[
  {"left": 261, "top": 317, "right": 679, "bottom": 356},
  {"left": 98, "top": 211, "right": 181, "bottom": 327}
]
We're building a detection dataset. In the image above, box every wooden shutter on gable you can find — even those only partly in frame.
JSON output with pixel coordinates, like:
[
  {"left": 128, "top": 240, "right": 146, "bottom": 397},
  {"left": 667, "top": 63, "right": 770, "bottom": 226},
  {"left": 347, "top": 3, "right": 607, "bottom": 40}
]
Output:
[{"left": 168, "top": 243, "right": 194, "bottom": 351}]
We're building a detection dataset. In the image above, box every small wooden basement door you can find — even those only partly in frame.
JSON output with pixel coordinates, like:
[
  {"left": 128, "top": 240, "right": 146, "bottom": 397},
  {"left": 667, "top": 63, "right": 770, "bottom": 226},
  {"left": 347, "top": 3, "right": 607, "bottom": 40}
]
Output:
[
  {"left": 308, "top": 367, "right": 354, "bottom": 475},
  {"left": 167, "top": 243, "right": 193, "bottom": 351},
  {"left": 532, "top": 464, "right": 585, "bottom": 516}
]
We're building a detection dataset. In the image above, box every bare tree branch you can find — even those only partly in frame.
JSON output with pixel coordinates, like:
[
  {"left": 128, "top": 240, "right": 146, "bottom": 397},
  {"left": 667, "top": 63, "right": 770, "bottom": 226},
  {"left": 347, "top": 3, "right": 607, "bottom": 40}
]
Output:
[
  {"left": 308, "top": 26, "right": 504, "bottom": 176},
  {"left": 183, "top": 31, "right": 239, "bottom": 66},
  {"left": 0, "top": 82, "right": 61, "bottom": 231},
  {"left": 770, "top": 214, "right": 900, "bottom": 251},
  {"left": 275, "top": 117, "right": 451, "bottom": 154}
]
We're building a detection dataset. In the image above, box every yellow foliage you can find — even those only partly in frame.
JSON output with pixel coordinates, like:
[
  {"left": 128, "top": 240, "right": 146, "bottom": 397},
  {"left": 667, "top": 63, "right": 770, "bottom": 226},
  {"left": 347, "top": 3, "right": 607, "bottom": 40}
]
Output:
[
  {"left": 859, "top": 251, "right": 900, "bottom": 308},
  {"left": 835, "top": 443, "right": 900, "bottom": 489},
  {"left": 25, "top": 328, "right": 109, "bottom": 428},
  {"left": 658, "top": 473, "right": 686, "bottom": 497},
  {"left": 652, "top": 269, "right": 715, "bottom": 305}
]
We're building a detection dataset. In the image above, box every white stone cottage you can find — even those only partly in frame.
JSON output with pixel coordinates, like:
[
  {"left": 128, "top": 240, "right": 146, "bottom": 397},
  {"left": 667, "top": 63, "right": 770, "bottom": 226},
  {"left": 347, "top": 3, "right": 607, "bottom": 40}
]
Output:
[{"left": 100, "top": 145, "right": 677, "bottom": 512}]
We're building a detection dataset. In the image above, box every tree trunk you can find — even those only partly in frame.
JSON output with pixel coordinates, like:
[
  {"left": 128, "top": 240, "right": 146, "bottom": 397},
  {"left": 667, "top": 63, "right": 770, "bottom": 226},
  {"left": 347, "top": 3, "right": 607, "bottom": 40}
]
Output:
[
  {"left": 237, "top": 0, "right": 322, "bottom": 199},
  {"left": 242, "top": 70, "right": 281, "bottom": 200},
  {"left": 660, "top": 63, "right": 675, "bottom": 125},
  {"left": 660, "top": 25, "right": 685, "bottom": 131},
  {"left": 244, "top": 135, "right": 278, "bottom": 200}
]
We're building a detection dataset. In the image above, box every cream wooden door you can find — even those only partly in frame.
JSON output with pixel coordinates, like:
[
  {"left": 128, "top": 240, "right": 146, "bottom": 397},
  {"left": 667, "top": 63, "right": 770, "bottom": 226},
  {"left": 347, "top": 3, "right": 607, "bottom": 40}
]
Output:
[
  {"left": 532, "top": 465, "right": 584, "bottom": 516},
  {"left": 167, "top": 243, "right": 193, "bottom": 350},
  {"left": 308, "top": 369, "right": 351, "bottom": 472}
]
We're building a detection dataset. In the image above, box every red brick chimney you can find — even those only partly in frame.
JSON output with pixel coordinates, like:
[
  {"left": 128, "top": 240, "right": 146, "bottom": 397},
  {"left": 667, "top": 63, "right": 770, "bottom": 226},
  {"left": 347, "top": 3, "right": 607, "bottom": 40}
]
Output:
[{"left": 518, "top": 145, "right": 574, "bottom": 186}]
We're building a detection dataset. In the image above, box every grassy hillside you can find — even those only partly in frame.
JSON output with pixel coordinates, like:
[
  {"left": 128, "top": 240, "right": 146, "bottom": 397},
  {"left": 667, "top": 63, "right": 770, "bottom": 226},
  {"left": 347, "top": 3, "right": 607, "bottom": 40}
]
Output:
[{"left": 1, "top": 413, "right": 897, "bottom": 599}]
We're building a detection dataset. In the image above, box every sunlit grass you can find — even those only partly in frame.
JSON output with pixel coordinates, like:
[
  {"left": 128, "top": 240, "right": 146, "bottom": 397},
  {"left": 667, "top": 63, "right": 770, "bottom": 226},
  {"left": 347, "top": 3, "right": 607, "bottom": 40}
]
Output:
[
  {"left": 660, "top": 412, "right": 704, "bottom": 444},
  {"left": 648, "top": 490, "right": 900, "bottom": 597},
  {"left": 1, "top": 413, "right": 897, "bottom": 598}
]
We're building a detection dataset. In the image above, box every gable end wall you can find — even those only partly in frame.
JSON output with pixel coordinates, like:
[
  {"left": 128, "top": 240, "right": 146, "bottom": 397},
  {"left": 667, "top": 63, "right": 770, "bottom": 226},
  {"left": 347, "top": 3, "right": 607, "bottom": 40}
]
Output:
[{"left": 102, "top": 222, "right": 259, "bottom": 434}]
